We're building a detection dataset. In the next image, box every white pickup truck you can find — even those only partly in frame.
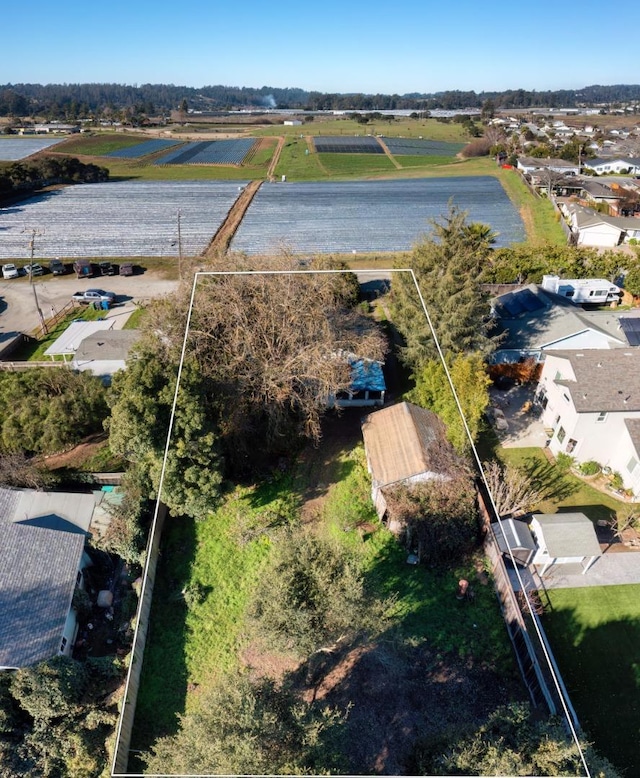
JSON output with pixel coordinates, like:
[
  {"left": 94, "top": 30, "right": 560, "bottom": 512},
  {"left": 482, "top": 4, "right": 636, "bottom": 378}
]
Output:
[{"left": 71, "top": 288, "right": 116, "bottom": 306}]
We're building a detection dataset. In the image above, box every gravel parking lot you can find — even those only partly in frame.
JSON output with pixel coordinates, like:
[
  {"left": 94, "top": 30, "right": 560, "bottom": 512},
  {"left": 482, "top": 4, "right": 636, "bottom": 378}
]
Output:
[{"left": 0, "top": 270, "right": 179, "bottom": 337}]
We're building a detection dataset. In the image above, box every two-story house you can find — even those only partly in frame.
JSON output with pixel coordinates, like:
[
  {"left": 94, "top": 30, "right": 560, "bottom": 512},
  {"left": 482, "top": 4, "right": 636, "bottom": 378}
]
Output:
[{"left": 537, "top": 350, "right": 640, "bottom": 497}]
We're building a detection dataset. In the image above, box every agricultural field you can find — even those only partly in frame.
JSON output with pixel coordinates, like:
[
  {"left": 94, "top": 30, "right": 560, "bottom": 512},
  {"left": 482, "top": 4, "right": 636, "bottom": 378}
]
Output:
[
  {"left": 0, "top": 136, "right": 68, "bottom": 161},
  {"left": 0, "top": 176, "right": 526, "bottom": 259},
  {"left": 231, "top": 176, "right": 526, "bottom": 255},
  {"left": 313, "top": 136, "right": 385, "bottom": 153},
  {"left": 0, "top": 180, "right": 248, "bottom": 259},
  {"left": 105, "top": 138, "right": 183, "bottom": 158},
  {"left": 154, "top": 138, "right": 257, "bottom": 165}
]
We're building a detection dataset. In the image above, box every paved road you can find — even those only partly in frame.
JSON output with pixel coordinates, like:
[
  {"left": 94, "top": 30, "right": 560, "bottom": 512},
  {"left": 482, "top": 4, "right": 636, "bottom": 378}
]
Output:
[{"left": 0, "top": 271, "right": 179, "bottom": 338}]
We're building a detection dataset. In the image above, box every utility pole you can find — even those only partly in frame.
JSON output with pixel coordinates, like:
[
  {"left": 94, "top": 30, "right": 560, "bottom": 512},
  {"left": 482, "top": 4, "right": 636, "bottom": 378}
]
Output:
[
  {"left": 177, "top": 209, "right": 183, "bottom": 279},
  {"left": 22, "top": 227, "right": 46, "bottom": 333}
]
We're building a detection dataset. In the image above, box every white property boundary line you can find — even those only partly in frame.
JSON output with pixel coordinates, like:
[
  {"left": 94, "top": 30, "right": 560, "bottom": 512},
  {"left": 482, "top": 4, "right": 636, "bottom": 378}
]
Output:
[{"left": 111, "top": 269, "right": 590, "bottom": 778}]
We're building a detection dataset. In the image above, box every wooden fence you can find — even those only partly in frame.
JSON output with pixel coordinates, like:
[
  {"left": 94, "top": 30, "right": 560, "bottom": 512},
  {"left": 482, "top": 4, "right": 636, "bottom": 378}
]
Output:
[
  {"left": 112, "top": 502, "right": 167, "bottom": 775},
  {"left": 477, "top": 486, "right": 579, "bottom": 727},
  {"left": 31, "top": 299, "right": 81, "bottom": 340}
]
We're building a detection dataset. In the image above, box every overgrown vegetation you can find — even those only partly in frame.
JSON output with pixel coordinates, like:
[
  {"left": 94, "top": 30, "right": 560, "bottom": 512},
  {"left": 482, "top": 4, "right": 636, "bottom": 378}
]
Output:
[
  {"left": 0, "top": 368, "right": 108, "bottom": 455},
  {"left": 0, "top": 656, "right": 122, "bottom": 778},
  {"left": 0, "top": 155, "right": 108, "bottom": 198}
]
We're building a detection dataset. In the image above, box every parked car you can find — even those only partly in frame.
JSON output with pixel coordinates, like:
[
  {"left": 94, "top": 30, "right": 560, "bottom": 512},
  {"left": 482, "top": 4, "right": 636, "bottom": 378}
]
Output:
[
  {"left": 73, "top": 258, "right": 93, "bottom": 278},
  {"left": 24, "top": 263, "right": 46, "bottom": 276},
  {"left": 119, "top": 262, "right": 134, "bottom": 276},
  {"left": 2, "top": 264, "right": 19, "bottom": 279},
  {"left": 49, "top": 259, "right": 67, "bottom": 275},
  {"left": 71, "top": 289, "right": 116, "bottom": 306},
  {"left": 99, "top": 261, "right": 117, "bottom": 276}
]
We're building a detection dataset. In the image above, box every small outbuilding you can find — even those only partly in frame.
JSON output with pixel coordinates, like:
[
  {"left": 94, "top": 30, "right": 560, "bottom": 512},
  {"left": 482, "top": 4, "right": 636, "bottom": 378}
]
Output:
[
  {"left": 491, "top": 518, "right": 537, "bottom": 566},
  {"left": 361, "top": 401, "right": 454, "bottom": 525},
  {"left": 530, "top": 512, "right": 601, "bottom": 576}
]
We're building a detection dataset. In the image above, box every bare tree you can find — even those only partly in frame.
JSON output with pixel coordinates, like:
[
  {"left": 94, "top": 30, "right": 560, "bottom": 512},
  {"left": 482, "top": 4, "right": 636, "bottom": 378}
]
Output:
[{"left": 483, "top": 459, "right": 545, "bottom": 517}]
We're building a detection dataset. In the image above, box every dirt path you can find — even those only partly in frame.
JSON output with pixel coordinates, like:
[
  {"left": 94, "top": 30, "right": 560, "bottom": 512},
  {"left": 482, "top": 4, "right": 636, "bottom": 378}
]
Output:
[
  {"left": 267, "top": 136, "right": 285, "bottom": 181},
  {"left": 377, "top": 138, "right": 402, "bottom": 169},
  {"left": 203, "top": 180, "right": 262, "bottom": 257}
]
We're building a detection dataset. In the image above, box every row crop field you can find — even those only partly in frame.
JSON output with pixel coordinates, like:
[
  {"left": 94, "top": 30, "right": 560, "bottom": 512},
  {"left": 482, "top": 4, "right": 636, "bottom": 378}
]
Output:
[
  {"left": 231, "top": 176, "right": 526, "bottom": 254},
  {"left": 0, "top": 181, "right": 248, "bottom": 259},
  {"left": 0, "top": 177, "right": 525, "bottom": 259},
  {"left": 313, "top": 136, "right": 385, "bottom": 154},
  {"left": 383, "top": 137, "right": 465, "bottom": 156},
  {"left": 0, "top": 137, "right": 69, "bottom": 161},
  {"left": 155, "top": 139, "right": 257, "bottom": 165},
  {"left": 106, "top": 138, "right": 183, "bottom": 158}
]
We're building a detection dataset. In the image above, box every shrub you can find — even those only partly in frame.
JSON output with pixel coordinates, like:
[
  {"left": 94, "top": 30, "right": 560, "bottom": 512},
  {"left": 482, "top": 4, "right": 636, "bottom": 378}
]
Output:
[
  {"left": 610, "top": 471, "right": 624, "bottom": 490},
  {"left": 555, "top": 452, "right": 574, "bottom": 473},
  {"left": 579, "top": 460, "right": 601, "bottom": 476}
]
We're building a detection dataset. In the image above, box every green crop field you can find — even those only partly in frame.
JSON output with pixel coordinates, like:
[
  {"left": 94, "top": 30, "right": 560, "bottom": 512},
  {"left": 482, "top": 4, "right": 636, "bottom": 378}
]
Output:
[
  {"left": 315, "top": 152, "right": 397, "bottom": 177},
  {"left": 55, "top": 133, "right": 145, "bottom": 156}
]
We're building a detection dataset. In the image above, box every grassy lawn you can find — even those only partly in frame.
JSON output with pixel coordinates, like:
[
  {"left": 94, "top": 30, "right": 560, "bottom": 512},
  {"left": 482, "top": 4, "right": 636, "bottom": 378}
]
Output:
[
  {"left": 497, "top": 446, "right": 639, "bottom": 524},
  {"left": 122, "top": 305, "right": 147, "bottom": 330},
  {"left": 498, "top": 168, "right": 566, "bottom": 245},
  {"left": 544, "top": 585, "right": 640, "bottom": 775},
  {"left": 132, "top": 444, "right": 519, "bottom": 756},
  {"left": 12, "top": 305, "right": 104, "bottom": 360}
]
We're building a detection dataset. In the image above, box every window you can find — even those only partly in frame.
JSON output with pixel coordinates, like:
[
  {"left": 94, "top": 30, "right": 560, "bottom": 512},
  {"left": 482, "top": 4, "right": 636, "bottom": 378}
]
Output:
[
  {"left": 627, "top": 456, "right": 638, "bottom": 474},
  {"left": 596, "top": 411, "right": 607, "bottom": 423},
  {"left": 557, "top": 426, "right": 566, "bottom": 444},
  {"left": 567, "top": 438, "right": 577, "bottom": 453},
  {"left": 60, "top": 636, "right": 68, "bottom": 654},
  {"left": 565, "top": 290, "right": 574, "bottom": 298}
]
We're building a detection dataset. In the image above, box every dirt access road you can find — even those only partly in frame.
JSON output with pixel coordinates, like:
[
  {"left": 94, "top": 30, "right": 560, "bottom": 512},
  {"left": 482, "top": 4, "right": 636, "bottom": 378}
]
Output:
[{"left": 0, "top": 270, "right": 179, "bottom": 337}]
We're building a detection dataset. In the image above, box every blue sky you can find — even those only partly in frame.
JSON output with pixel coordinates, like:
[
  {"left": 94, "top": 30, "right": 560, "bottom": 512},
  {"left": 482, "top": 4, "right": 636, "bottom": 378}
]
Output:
[{"left": 2, "top": 0, "right": 636, "bottom": 94}]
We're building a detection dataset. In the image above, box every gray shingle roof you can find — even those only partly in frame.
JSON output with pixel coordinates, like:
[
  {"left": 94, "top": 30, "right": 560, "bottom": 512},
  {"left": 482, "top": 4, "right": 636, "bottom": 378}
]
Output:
[
  {"left": 624, "top": 418, "right": 640, "bottom": 457},
  {"left": 532, "top": 513, "right": 601, "bottom": 558},
  {"left": 552, "top": 349, "right": 640, "bottom": 412},
  {"left": 0, "top": 524, "right": 84, "bottom": 668},
  {"left": 493, "top": 285, "right": 626, "bottom": 352},
  {"left": 74, "top": 329, "right": 140, "bottom": 362}
]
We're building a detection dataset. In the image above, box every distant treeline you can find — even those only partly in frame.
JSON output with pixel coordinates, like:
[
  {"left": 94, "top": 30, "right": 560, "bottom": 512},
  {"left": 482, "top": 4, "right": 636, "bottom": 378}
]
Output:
[
  {"left": 1, "top": 83, "right": 640, "bottom": 119},
  {"left": 0, "top": 156, "right": 109, "bottom": 197}
]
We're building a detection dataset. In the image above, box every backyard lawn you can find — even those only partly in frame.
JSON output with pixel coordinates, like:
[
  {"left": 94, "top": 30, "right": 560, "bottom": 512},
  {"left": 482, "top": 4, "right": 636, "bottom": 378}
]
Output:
[
  {"left": 544, "top": 585, "right": 640, "bottom": 775},
  {"left": 497, "top": 446, "right": 639, "bottom": 525}
]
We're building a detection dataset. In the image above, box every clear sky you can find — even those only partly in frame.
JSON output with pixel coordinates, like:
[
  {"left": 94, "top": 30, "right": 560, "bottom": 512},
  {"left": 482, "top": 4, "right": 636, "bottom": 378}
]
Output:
[{"left": 2, "top": 0, "right": 636, "bottom": 94}]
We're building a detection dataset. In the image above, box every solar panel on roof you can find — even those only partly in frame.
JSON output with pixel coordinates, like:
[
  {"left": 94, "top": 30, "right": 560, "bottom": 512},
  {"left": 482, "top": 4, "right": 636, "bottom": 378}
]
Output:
[
  {"left": 620, "top": 318, "right": 640, "bottom": 346},
  {"left": 500, "top": 293, "right": 525, "bottom": 317},
  {"left": 519, "top": 288, "right": 545, "bottom": 312}
]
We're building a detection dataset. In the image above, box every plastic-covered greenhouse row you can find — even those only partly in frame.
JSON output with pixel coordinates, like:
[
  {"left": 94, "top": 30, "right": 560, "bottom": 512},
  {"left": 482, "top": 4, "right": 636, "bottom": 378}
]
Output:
[
  {"left": 231, "top": 177, "right": 525, "bottom": 255},
  {"left": 0, "top": 180, "right": 249, "bottom": 259},
  {"left": 0, "top": 137, "right": 68, "bottom": 161}
]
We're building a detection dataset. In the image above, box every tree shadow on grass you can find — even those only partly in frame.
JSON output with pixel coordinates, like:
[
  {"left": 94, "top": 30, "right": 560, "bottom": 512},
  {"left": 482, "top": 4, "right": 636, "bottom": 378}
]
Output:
[
  {"left": 128, "top": 515, "right": 197, "bottom": 769},
  {"left": 521, "top": 455, "right": 578, "bottom": 503},
  {"left": 543, "top": 604, "right": 640, "bottom": 776}
]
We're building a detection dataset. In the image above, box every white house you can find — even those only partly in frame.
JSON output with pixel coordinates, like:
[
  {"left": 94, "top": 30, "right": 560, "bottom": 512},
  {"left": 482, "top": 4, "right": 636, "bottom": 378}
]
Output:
[
  {"left": 72, "top": 329, "right": 140, "bottom": 381},
  {"left": 560, "top": 203, "right": 640, "bottom": 247},
  {"left": 489, "top": 284, "right": 628, "bottom": 364},
  {"left": 537, "top": 350, "right": 640, "bottom": 497},
  {"left": 584, "top": 157, "right": 640, "bottom": 175},
  {"left": 517, "top": 156, "right": 581, "bottom": 176},
  {"left": 529, "top": 513, "right": 601, "bottom": 576}
]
